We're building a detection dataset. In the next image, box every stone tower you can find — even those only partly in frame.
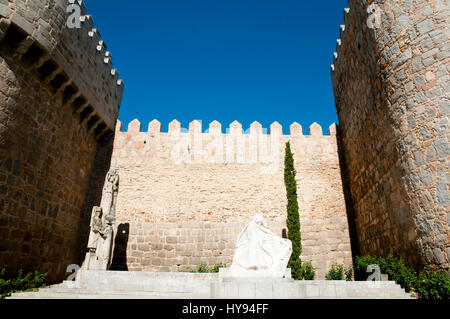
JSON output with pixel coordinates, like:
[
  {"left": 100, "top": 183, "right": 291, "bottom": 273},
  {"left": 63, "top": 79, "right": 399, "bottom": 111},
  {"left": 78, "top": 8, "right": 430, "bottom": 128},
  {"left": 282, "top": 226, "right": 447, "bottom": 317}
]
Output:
[
  {"left": 0, "top": 0, "right": 123, "bottom": 281},
  {"left": 332, "top": 0, "right": 449, "bottom": 270}
]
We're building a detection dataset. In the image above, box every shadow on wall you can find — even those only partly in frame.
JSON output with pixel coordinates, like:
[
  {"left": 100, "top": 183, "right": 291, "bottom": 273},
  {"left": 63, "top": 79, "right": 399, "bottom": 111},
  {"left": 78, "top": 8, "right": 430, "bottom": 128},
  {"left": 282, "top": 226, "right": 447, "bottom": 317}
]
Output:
[
  {"left": 0, "top": 24, "right": 115, "bottom": 283},
  {"left": 110, "top": 223, "right": 129, "bottom": 270},
  {"left": 336, "top": 129, "right": 360, "bottom": 261},
  {"left": 76, "top": 137, "right": 115, "bottom": 268}
]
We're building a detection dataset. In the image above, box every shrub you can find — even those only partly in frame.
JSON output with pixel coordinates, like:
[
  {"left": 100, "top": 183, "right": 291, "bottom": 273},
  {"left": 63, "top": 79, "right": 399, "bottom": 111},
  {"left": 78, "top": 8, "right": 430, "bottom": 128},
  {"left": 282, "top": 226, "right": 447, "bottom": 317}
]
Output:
[
  {"left": 189, "top": 263, "right": 225, "bottom": 273},
  {"left": 355, "top": 254, "right": 416, "bottom": 292},
  {"left": 325, "top": 264, "right": 353, "bottom": 281},
  {"left": 416, "top": 267, "right": 450, "bottom": 300},
  {"left": 354, "top": 254, "right": 450, "bottom": 299},
  {"left": 300, "top": 262, "right": 315, "bottom": 280},
  {"left": 211, "top": 263, "right": 226, "bottom": 273},
  {"left": 326, "top": 265, "right": 345, "bottom": 280},
  {"left": 354, "top": 255, "right": 383, "bottom": 280},
  {"left": 0, "top": 268, "right": 47, "bottom": 299},
  {"left": 344, "top": 265, "right": 353, "bottom": 281},
  {"left": 382, "top": 253, "right": 417, "bottom": 293},
  {"left": 284, "top": 142, "right": 302, "bottom": 280},
  {"left": 0, "top": 269, "right": 12, "bottom": 298},
  {"left": 195, "top": 263, "right": 209, "bottom": 273}
]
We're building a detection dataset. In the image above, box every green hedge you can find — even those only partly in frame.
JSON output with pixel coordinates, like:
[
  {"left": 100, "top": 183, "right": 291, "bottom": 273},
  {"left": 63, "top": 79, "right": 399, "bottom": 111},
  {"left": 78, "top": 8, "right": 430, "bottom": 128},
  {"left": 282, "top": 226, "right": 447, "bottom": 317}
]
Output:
[
  {"left": 355, "top": 254, "right": 450, "bottom": 299},
  {"left": 0, "top": 269, "right": 47, "bottom": 299}
]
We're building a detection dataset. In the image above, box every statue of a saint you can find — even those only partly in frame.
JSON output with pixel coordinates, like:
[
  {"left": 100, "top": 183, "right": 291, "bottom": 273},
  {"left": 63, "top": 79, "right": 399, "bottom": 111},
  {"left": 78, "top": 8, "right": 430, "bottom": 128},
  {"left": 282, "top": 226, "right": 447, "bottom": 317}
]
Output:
[
  {"left": 99, "top": 169, "right": 119, "bottom": 223},
  {"left": 86, "top": 206, "right": 103, "bottom": 253},
  {"left": 82, "top": 169, "right": 119, "bottom": 270},
  {"left": 227, "top": 214, "right": 292, "bottom": 278}
]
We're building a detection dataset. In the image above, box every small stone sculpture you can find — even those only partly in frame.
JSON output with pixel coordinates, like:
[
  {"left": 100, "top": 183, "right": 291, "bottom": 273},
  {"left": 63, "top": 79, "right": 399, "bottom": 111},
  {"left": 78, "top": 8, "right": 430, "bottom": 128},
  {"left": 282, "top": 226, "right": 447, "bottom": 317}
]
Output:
[
  {"left": 227, "top": 214, "right": 292, "bottom": 278},
  {"left": 82, "top": 169, "right": 119, "bottom": 270}
]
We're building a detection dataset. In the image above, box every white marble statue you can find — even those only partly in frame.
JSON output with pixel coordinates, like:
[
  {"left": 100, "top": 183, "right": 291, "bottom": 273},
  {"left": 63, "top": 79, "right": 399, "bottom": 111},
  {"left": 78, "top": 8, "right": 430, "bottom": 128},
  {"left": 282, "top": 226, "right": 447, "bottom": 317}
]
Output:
[
  {"left": 227, "top": 214, "right": 292, "bottom": 278},
  {"left": 82, "top": 169, "right": 119, "bottom": 270}
]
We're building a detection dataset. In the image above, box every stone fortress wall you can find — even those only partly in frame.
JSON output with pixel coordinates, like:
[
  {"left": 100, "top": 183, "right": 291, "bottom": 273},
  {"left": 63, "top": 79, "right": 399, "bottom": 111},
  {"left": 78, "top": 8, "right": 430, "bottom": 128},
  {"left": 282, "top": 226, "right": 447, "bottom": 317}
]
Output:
[
  {"left": 1, "top": 0, "right": 447, "bottom": 284},
  {"left": 331, "top": 0, "right": 449, "bottom": 270},
  {"left": 110, "top": 119, "right": 353, "bottom": 279},
  {"left": 0, "top": 0, "right": 123, "bottom": 282}
]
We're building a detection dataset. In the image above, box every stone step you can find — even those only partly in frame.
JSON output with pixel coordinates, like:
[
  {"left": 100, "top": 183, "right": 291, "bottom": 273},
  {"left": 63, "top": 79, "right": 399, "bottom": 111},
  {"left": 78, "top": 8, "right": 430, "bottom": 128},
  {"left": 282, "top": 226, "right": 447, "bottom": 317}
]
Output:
[
  {"left": 211, "top": 280, "right": 413, "bottom": 299},
  {"left": 29, "top": 287, "right": 208, "bottom": 296},
  {"left": 8, "top": 290, "right": 412, "bottom": 299},
  {"left": 6, "top": 271, "right": 414, "bottom": 299},
  {"left": 8, "top": 292, "right": 205, "bottom": 299},
  {"left": 35, "top": 283, "right": 411, "bottom": 299}
]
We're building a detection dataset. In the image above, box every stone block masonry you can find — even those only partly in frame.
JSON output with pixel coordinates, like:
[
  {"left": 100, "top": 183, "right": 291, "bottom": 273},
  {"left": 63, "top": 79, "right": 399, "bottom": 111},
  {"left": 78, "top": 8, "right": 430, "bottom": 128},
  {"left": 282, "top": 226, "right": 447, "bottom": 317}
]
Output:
[
  {"left": 111, "top": 119, "right": 353, "bottom": 278},
  {"left": 3, "top": 0, "right": 443, "bottom": 285},
  {"left": 0, "top": 1, "right": 123, "bottom": 282},
  {"left": 331, "top": 0, "right": 449, "bottom": 270}
]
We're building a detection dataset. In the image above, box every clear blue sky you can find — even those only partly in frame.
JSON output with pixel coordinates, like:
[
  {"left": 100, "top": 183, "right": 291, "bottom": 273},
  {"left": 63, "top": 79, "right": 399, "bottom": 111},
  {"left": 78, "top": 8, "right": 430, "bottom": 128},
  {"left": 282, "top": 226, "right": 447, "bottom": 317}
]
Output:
[{"left": 84, "top": 0, "right": 349, "bottom": 134}]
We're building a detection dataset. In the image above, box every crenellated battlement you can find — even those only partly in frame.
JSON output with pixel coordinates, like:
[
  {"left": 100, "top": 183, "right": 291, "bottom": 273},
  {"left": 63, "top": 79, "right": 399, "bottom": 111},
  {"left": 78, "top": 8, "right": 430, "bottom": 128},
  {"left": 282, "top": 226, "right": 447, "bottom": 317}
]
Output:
[
  {"left": 112, "top": 119, "right": 340, "bottom": 169},
  {"left": 115, "top": 119, "right": 337, "bottom": 136},
  {"left": 330, "top": 7, "right": 350, "bottom": 77},
  {"left": 0, "top": 0, "right": 124, "bottom": 139}
]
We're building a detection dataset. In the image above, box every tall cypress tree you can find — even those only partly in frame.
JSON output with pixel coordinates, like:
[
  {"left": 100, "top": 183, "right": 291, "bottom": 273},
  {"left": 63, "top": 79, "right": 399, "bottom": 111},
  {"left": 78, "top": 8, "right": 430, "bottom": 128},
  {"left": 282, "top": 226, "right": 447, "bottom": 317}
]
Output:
[{"left": 284, "top": 141, "right": 302, "bottom": 279}]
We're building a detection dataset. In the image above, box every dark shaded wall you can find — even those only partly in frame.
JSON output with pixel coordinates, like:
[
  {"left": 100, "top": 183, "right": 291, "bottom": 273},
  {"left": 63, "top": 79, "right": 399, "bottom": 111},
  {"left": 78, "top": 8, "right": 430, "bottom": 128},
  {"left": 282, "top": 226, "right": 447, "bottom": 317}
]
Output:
[
  {"left": 332, "top": 0, "right": 449, "bottom": 270},
  {"left": 0, "top": 0, "right": 123, "bottom": 282}
]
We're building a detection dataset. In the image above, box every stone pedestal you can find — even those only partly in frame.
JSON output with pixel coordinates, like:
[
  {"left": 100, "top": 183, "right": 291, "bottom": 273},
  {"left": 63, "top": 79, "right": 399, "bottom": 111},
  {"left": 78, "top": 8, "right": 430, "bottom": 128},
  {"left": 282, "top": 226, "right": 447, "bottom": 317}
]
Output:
[
  {"left": 218, "top": 267, "right": 292, "bottom": 281},
  {"left": 213, "top": 267, "right": 294, "bottom": 298},
  {"left": 211, "top": 278, "right": 295, "bottom": 299}
]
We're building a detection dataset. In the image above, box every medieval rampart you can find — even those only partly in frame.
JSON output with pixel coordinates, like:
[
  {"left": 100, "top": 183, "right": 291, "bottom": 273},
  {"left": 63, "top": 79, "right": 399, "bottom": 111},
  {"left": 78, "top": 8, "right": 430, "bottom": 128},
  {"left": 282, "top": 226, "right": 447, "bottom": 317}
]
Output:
[
  {"left": 331, "top": 0, "right": 449, "bottom": 270},
  {"left": 110, "top": 119, "right": 353, "bottom": 278},
  {"left": 0, "top": 0, "right": 123, "bottom": 281}
]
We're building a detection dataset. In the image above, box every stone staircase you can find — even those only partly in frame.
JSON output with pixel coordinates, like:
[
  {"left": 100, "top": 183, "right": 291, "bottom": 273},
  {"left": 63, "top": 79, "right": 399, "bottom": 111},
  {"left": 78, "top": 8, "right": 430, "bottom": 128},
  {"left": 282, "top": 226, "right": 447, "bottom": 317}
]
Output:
[
  {"left": 211, "top": 278, "right": 414, "bottom": 299},
  {"left": 6, "top": 270, "right": 414, "bottom": 299}
]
